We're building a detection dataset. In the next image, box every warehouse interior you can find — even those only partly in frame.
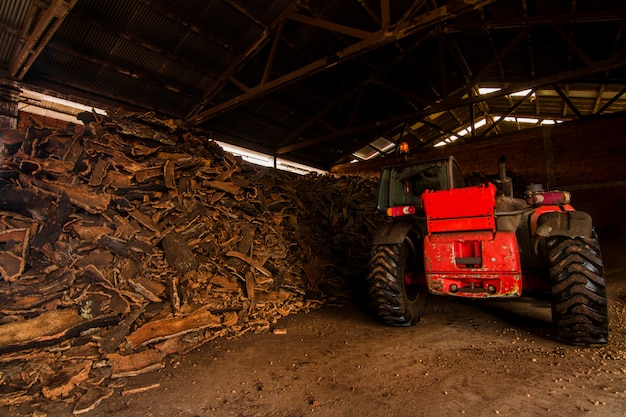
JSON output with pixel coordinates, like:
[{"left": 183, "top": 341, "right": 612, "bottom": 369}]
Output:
[{"left": 1, "top": 1, "right": 625, "bottom": 416}]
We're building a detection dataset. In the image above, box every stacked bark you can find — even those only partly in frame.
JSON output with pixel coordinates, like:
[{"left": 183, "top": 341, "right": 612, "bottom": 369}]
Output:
[{"left": 0, "top": 110, "right": 381, "bottom": 414}]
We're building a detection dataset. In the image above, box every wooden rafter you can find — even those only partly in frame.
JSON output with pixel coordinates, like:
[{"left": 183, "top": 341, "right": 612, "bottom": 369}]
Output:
[
  {"left": 9, "top": 0, "right": 78, "bottom": 80},
  {"left": 279, "top": 17, "right": 442, "bottom": 149},
  {"left": 418, "top": 118, "right": 461, "bottom": 139},
  {"left": 443, "top": 9, "right": 626, "bottom": 32},
  {"left": 186, "top": 0, "right": 302, "bottom": 119},
  {"left": 186, "top": 0, "right": 495, "bottom": 126},
  {"left": 550, "top": 21, "right": 593, "bottom": 67},
  {"left": 278, "top": 80, "right": 369, "bottom": 147},
  {"left": 381, "top": 0, "right": 391, "bottom": 29},
  {"left": 286, "top": 13, "right": 372, "bottom": 39},
  {"left": 279, "top": 53, "right": 626, "bottom": 155},
  {"left": 554, "top": 84, "right": 575, "bottom": 117},
  {"left": 355, "top": 0, "right": 381, "bottom": 27},
  {"left": 261, "top": 20, "right": 285, "bottom": 85},
  {"left": 449, "top": 24, "right": 534, "bottom": 99},
  {"left": 372, "top": 81, "right": 435, "bottom": 107},
  {"left": 222, "top": 0, "right": 266, "bottom": 28},
  {"left": 480, "top": 89, "right": 536, "bottom": 137},
  {"left": 597, "top": 85, "right": 626, "bottom": 114}
]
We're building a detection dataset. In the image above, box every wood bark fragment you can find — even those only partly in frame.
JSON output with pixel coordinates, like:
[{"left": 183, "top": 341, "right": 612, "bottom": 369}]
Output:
[
  {"left": 164, "top": 160, "right": 176, "bottom": 189},
  {"left": 66, "top": 221, "right": 114, "bottom": 242},
  {"left": 168, "top": 275, "right": 181, "bottom": 312},
  {"left": 84, "top": 138, "right": 148, "bottom": 173},
  {"left": 226, "top": 251, "right": 272, "bottom": 277},
  {"left": 129, "top": 209, "right": 161, "bottom": 234},
  {"left": 126, "top": 308, "right": 222, "bottom": 348},
  {"left": 135, "top": 166, "right": 163, "bottom": 183},
  {"left": 31, "top": 179, "right": 111, "bottom": 214},
  {"left": 0, "top": 309, "right": 83, "bottom": 349},
  {"left": 245, "top": 271, "right": 256, "bottom": 305},
  {"left": 210, "top": 275, "right": 241, "bottom": 292},
  {"left": 0, "top": 311, "right": 119, "bottom": 354},
  {"left": 0, "top": 228, "right": 29, "bottom": 281},
  {"left": 88, "top": 158, "right": 111, "bottom": 186},
  {"left": 100, "top": 309, "right": 143, "bottom": 354},
  {"left": 98, "top": 235, "right": 141, "bottom": 261},
  {"left": 106, "top": 349, "right": 165, "bottom": 378},
  {"left": 31, "top": 193, "right": 72, "bottom": 248},
  {"left": 103, "top": 170, "right": 132, "bottom": 188},
  {"left": 256, "top": 291, "right": 292, "bottom": 303},
  {"left": 162, "top": 234, "right": 198, "bottom": 273},
  {"left": 205, "top": 180, "right": 241, "bottom": 195},
  {"left": 128, "top": 278, "right": 161, "bottom": 303},
  {"left": 222, "top": 311, "right": 239, "bottom": 327},
  {"left": 41, "top": 360, "right": 92, "bottom": 399},
  {"left": 73, "top": 385, "right": 115, "bottom": 414},
  {"left": 121, "top": 383, "right": 161, "bottom": 396},
  {"left": 0, "top": 184, "right": 51, "bottom": 217}
]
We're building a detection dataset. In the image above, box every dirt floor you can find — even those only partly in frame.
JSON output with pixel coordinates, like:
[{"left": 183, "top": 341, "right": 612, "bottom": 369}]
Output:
[
  {"left": 6, "top": 237, "right": 626, "bottom": 417},
  {"left": 20, "top": 278, "right": 626, "bottom": 416}
]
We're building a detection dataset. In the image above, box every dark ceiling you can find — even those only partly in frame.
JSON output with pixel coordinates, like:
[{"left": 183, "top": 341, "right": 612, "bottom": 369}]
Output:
[{"left": 2, "top": 0, "right": 626, "bottom": 170}]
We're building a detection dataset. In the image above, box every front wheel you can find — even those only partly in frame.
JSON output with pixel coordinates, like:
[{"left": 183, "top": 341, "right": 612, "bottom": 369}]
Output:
[
  {"left": 366, "top": 238, "right": 426, "bottom": 326},
  {"left": 547, "top": 232, "right": 608, "bottom": 345}
]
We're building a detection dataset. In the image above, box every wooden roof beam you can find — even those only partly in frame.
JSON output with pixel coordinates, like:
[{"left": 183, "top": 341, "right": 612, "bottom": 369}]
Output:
[
  {"left": 185, "top": 0, "right": 302, "bottom": 119},
  {"left": 372, "top": 80, "right": 435, "bottom": 107},
  {"left": 186, "top": 0, "right": 495, "bottom": 126},
  {"left": 597, "top": 85, "right": 626, "bottom": 114},
  {"left": 444, "top": 9, "right": 626, "bottom": 32},
  {"left": 449, "top": 24, "right": 533, "bottom": 100},
  {"left": 278, "top": 75, "right": 374, "bottom": 147},
  {"left": 480, "top": 89, "right": 535, "bottom": 137},
  {"left": 550, "top": 21, "right": 593, "bottom": 67},
  {"left": 286, "top": 13, "right": 373, "bottom": 40},
  {"left": 279, "top": 54, "right": 626, "bottom": 155},
  {"left": 553, "top": 83, "right": 582, "bottom": 118},
  {"left": 279, "top": 10, "right": 442, "bottom": 149},
  {"left": 381, "top": 0, "right": 391, "bottom": 29}
]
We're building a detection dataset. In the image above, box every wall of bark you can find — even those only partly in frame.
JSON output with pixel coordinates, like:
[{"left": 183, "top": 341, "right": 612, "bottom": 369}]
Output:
[{"left": 0, "top": 109, "right": 382, "bottom": 413}]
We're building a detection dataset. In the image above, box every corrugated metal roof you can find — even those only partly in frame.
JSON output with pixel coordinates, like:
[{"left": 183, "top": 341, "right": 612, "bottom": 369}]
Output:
[
  {"left": 0, "top": 0, "right": 31, "bottom": 28},
  {"left": 0, "top": 0, "right": 29, "bottom": 64},
  {"left": 1, "top": 0, "right": 626, "bottom": 169}
]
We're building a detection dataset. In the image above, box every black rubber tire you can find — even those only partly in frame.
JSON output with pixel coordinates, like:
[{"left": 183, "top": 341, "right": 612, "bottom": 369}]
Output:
[
  {"left": 366, "top": 239, "right": 426, "bottom": 326},
  {"left": 547, "top": 232, "right": 608, "bottom": 345}
]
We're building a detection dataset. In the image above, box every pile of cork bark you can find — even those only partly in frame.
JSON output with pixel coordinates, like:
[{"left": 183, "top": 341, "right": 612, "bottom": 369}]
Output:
[{"left": 0, "top": 109, "right": 381, "bottom": 413}]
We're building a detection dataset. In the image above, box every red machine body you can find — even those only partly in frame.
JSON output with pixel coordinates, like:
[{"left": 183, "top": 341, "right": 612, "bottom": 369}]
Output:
[{"left": 421, "top": 183, "right": 521, "bottom": 297}]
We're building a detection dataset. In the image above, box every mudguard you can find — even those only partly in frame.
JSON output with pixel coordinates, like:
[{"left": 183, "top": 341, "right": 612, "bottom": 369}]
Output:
[
  {"left": 372, "top": 221, "right": 422, "bottom": 245},
  {"left": 535, "top": 210, "right": 593, "bottom": 238}
]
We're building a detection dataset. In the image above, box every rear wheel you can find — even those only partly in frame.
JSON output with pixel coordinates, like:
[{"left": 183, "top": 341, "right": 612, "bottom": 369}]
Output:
[
  {"left": 367, "top": 238, "right": 426, "bottom": 326},
  {"left": 547, "top": 232, "right": 608, "bottom": 345}
]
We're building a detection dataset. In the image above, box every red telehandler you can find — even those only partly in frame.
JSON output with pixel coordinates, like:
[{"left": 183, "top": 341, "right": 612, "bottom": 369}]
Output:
[{"left": 367, "top": 155, "right": 608, "bottom": 345}]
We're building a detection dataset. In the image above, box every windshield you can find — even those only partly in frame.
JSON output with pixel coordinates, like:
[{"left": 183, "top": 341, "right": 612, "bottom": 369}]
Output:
[{"left": 376, "top": 157, "right": 463, "bottom": 213}]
